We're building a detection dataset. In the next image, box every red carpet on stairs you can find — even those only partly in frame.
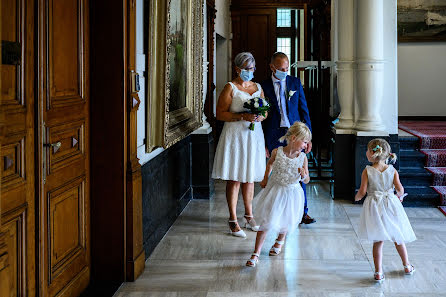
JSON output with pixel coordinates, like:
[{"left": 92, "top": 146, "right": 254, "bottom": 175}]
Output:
[{"left": 399, "top": 121, "right": 446, "bottom": 205}]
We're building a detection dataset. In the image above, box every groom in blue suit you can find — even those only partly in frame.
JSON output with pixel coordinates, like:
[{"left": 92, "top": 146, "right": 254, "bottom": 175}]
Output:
[{"left": 261, "top": 52, "right": 315, "bottom": 224}]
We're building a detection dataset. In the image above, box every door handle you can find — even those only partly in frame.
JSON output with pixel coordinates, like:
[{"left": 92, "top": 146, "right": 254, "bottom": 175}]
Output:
[
  {"left": 44, "top": 141, "right": 61, "bottom": 149},
  {"left": 44, "top": 141, "right": 61, "bottom": 153}
]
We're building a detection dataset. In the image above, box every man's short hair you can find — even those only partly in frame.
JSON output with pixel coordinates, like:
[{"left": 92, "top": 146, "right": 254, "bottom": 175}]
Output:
[{"left": 271, "top": 52, "right": 289, "bottom": 63}]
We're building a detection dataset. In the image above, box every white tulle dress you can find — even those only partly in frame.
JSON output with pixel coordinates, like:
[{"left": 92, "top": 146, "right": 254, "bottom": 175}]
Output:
[
  {"left": 358, "top": 165, "right": 416, "bottom": 245},
  {"left": 254, "top": 147, "right": 305, "bottom": 233},
  {"left": 212, "top": 82, "right": 266, "bottom": 183}
]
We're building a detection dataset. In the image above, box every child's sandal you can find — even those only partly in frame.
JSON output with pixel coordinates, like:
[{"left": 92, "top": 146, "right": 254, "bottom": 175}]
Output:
[
  {"left": 269, "top": 240, "right": 284, "bottom": 256},
  {"left": 374, "top": 272, "right": 385, "bottom": 283},
  {"left": 404, "top": 264, "right": 415, "bottom": 275},
  {"left": 246, "top": 253, "right": 260, "bottom": 267}
]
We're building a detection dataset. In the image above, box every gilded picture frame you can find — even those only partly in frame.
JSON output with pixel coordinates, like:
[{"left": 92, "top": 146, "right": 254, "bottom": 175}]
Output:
[
  {"left": 146, "top": 0, "right": 204, "bottom": 152},
  {"left": 398, "top": 0, "right": 446, "bottom": 42}
]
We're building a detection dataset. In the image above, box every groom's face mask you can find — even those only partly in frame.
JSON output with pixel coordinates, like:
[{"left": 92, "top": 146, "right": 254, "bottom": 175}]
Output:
[{"left": 271, "top": 58, "right": 289, "bottom": 81}]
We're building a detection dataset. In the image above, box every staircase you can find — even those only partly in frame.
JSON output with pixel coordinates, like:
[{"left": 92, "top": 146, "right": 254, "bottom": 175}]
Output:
[{"left": 398, "top": 136, "right": 440, "bottom": 206}]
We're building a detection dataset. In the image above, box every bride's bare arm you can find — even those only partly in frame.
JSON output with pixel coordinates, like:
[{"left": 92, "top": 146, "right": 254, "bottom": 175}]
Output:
[{"left": 216, "top": 84, "right": 256, "bottom": 122}]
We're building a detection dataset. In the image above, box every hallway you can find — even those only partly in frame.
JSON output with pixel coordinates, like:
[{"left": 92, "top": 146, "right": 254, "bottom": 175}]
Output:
[{"left": 115, "top": 181, "right": 446, "bottom": 296}]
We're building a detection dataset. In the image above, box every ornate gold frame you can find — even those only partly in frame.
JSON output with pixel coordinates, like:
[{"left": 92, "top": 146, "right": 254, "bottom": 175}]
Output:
[{"left": 146, "top": 0, "right": 204, "bottom": 152}]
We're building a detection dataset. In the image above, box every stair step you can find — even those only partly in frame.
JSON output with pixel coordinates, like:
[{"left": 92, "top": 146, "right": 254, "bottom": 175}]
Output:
[
  {"left": 402, "top": 186, "right": 440, "bottom": 207},
  {"left": 399, "top": 136, "right": 419, "bottom": 150},
  {"left": 399, "top": 150, "right": 425, "bottom": 167}
]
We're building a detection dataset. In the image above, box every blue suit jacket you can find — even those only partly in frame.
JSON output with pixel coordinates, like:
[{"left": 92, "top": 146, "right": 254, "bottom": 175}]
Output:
[{"left": 261, "top": 75, "right": 312, "bottom": 153}]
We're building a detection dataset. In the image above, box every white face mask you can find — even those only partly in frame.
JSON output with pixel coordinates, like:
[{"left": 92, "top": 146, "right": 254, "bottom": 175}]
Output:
[
  {"left": 240, "top": 69, "right": 254, "bottom": 82},
  {"left": 273, "top": 67, "right": 287, "bottom": 81}
]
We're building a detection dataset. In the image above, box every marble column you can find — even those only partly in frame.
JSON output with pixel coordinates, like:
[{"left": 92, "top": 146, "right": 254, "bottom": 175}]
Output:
[
  {"left": 354, "top": 0, "right": 386, "bottom": 131},
  {"left": 335, "top": 0, "right": 355, "bottom": 130}
]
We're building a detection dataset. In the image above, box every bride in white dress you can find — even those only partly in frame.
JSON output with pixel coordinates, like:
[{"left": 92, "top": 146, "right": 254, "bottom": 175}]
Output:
[{"left": 212, "top": 52, "right": 267, "bottom": 237}]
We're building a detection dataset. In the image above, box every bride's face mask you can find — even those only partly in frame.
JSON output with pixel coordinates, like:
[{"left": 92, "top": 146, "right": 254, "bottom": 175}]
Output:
[{"left": 239, "top": 66, "right": 255, "bottom": 82}]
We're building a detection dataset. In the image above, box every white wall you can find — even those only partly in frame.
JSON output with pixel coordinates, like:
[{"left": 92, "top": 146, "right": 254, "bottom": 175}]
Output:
[
  {"left": 215, "top": 0, "right": 230, "bottom": 38},
  {"left": 214, "top": 0, "right": 232, "bottom": 115},
  {"left": 398, "top": 43, "right": 446, "bottom": 116}
]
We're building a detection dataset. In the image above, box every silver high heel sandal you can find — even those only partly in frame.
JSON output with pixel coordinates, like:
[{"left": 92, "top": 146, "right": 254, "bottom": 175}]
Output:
[
  {"left": 243, "top": 215, "right": 260, "bottom": 232},
  {"left": 246, "top": 253, "right": 260, "bottom": 267},
  {"left": 269, "top": 240, "right": 285, "bottom": 256},
  {"left": 374, "top": 272, "right": 385, "bottom": 283},
  {"left": 404, "top": 264, "right": 415, "bottom": 275},
  {"left": 228, "top": 220, "right": 246, "bottom": 238}
]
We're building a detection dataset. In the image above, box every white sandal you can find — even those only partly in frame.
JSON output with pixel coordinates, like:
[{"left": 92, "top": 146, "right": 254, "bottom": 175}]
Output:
[
  {"left": 228, "top": 220, "right": 246, "bottom": 238},
  {"left": 374, "top": 271, "right": 385, "bottom": 283},
  {"left": 246, "top": 253, "right": 260, "bottom": 267},
  {"left": 269, "top": 240, "right": 285, "bottom": 256},
  {"left": 243, "top": 215, "right": 260, "bottom": 232},
  {"left": 404, "top": 264, "right": 415, "bottom": 275}
]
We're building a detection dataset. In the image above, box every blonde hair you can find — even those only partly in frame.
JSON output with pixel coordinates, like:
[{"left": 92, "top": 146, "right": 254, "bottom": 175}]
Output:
[
  {"left": 279, "top": 122, "right": 312, "bottom": 143},
  {"left": 367, "top": 138, "right": 397, "bottom": 164}
]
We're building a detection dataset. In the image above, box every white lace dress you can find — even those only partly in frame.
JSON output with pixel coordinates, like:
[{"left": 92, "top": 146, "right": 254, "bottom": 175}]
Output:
[
  {"left": 254, "top": 147, "right": 305, "bottom": 233},
  {"left": 212, "top": 82, "right": 266, "bottom": 183},
  {"left": 358, "top": 165, "right": 416, "bottom": 245}
]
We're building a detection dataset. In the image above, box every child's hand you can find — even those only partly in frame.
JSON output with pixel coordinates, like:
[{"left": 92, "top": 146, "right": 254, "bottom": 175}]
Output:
[
  {"left": 260, "top": 178, "right": 267, "bottom": 188},
  {"left": 298, "top": 167, "right": 308, "bottom": 179},
  {"left": 397, "top": 193, "right": 408, "bottom": 202}
]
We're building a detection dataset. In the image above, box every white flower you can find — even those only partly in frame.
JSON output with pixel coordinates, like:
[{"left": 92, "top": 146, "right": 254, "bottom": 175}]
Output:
[
  {"left": 288, "top": 90, "right": 297, "bottom": 98},
  {"left": 262, "top": 99, "right": 268, "bottom": 106},
  {"left": 254, "top": 102, "right": 259, "bottom": 108}
]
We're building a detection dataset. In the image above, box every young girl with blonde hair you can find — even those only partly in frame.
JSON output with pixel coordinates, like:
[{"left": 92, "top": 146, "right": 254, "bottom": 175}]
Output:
[
  {"left": 355, "top": 138, "right": 416, "bottom": 282},
  {"left": 246, "top": 122, "right": 311, "bottom": 267}
]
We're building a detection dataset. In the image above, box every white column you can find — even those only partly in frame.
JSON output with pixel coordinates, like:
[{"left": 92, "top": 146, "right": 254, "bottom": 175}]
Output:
[
  {"left": 355, "top": 0, "right": 386, "bottom": 131},
  {"left": 335, "top": 0, "right": 355, "bottom": 130}
]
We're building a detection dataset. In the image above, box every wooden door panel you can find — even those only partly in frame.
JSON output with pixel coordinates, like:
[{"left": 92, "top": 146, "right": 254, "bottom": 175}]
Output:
[
  {"left": 46, "top": 120, "right": 84, "bottom": 174},
  {"left": 233, "top": 9, "right": 276, "bottom": 82},
  {"left": 1, "top": 137, "right": 25, "bottom": 189},
  {"left": 0, "top": 232, "right": 11, "bottom": 296},
  {"left": 1, "top": 0, "right": 35, "bottom": 296},
  {"left": 39, "top": 0, "right": 90, "bottom": 296},
  {"left": 48, "top": 0, "right": 86, "bottom": 108},
  {"left": 0, "top": 207, "right": 26, "bottom": 297},
  {"left": 48, "top": 177, "right": 86, "bottom": 277}
]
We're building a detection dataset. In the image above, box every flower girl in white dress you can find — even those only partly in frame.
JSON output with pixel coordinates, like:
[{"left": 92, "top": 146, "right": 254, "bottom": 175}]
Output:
[
  {"left": 246, "top": 122, "right": 311, "bottom": 267},
  {"left": 355, "top": 138, "right": 416, "bottom": 282}
]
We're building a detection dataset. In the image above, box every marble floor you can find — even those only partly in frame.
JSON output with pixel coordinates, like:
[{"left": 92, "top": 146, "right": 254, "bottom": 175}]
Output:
[{"left": 115, "top": 181, "right": 446, "bottom": 297}]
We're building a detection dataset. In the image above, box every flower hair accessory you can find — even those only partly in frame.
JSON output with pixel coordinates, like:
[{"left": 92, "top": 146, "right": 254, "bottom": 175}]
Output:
[{"left": 372, "top": 145, "right": 381, "bottom": 152}]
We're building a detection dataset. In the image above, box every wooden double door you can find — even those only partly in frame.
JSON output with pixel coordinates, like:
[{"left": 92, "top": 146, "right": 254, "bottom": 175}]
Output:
[{"left": 1, "top": 0, "right": 90, "bottom": 296}]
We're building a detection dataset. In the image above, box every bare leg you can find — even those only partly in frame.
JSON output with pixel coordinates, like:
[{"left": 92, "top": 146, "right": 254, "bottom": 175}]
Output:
[
  {"left": 273, "top": 232, "right": 287, "bottom": 249},
  {"left": 241, "top": 182, "right": 254, "bottom": 217},
  {"left": 394, "top": 242, "right": 411, "bottom": 272},
  {"left": 226, "top": 181, "right": 241, "bottom": 221},
  {"left": 373, "top": 241, "right": 384, "bottom": 275},
  {"left": 248, "top": 230, "right": 268, "bottom": 262}
]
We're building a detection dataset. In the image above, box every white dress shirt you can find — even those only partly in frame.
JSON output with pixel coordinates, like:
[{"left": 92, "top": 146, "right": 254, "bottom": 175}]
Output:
[{"left": 271, "top": 74, "right": 291, "bottom": 128}]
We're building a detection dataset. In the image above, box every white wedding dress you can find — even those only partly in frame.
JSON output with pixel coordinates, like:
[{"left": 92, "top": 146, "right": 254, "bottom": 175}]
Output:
[
  {"left": 212, "top": 82, "right": 266, "bottom": 183},
  {"left": 358, "top": 165, "right": 416, "bottom": 245},
  {"left": 254, "top": 147, "right": 305, "bottom": 233}
]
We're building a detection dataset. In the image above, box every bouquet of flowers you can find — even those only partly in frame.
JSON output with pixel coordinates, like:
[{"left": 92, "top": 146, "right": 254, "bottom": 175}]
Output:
[{"left": 243, "top": 97, "right": 270, "bottom": 131}]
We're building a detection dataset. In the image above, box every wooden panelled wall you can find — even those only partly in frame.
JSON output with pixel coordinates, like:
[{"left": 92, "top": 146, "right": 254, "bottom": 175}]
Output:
[
  {"left": 0, "top": 0, "right": 144, "bottom": 296},
  {"left": 1, "top": 1, "right": 36, "bottom": 296},
  {"left": 230, "top": 0, "right": 330, "bottom": 82}
]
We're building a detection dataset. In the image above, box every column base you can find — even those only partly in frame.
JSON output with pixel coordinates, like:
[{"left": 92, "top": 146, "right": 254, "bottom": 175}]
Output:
[
  {"left": 354, "top": 119, "right": 386, "bottom": 132},
  {"left": 335, "top": 118, "right": 355, "bottom": 130}
]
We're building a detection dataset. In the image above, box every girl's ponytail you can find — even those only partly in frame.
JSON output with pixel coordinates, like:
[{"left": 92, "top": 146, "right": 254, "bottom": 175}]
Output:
[{"left": 387, "top": 152, "right": 397, "bottom": 164}]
